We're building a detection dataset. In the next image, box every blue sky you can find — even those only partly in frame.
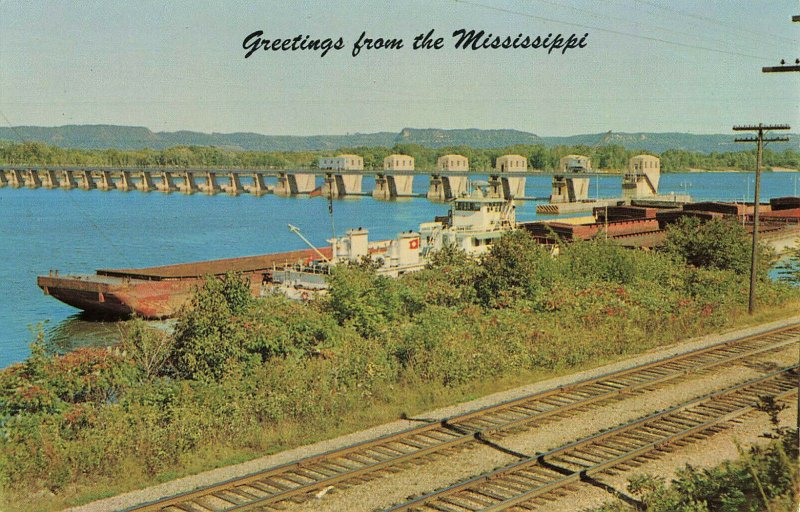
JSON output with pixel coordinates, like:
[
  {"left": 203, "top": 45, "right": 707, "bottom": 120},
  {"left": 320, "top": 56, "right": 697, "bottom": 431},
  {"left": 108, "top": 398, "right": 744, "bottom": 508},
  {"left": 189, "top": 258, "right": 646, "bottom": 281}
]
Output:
[{"left": 0, "top": 0, "right": 798, "bottom": 136}]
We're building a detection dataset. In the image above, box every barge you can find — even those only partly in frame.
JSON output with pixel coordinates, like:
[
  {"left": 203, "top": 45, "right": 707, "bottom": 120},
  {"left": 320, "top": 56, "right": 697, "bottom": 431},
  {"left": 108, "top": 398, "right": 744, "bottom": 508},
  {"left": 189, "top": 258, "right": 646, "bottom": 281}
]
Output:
[
  {"left": 38, "top": 188, "right": 516, "bottom": 319},
  {"left": 37, "top": 248, "right": 333, "bottom": 319},
  {"left": 38, "top": 194, "right": 800, "bottom": 319}
]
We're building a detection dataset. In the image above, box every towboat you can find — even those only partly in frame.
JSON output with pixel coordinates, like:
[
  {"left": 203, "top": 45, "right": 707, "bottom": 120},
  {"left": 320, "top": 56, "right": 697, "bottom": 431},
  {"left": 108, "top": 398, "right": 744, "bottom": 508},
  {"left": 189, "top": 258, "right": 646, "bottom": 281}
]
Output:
[{"left": 38, "top": 188, "right": 516, "bottom": 318}]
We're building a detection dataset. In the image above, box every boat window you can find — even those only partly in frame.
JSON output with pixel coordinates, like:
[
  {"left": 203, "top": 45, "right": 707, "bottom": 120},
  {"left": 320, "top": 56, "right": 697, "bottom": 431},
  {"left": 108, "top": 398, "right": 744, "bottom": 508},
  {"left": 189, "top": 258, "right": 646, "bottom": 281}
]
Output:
[{"left": 456, "top": 201, "right": 481, "bottom": 211}]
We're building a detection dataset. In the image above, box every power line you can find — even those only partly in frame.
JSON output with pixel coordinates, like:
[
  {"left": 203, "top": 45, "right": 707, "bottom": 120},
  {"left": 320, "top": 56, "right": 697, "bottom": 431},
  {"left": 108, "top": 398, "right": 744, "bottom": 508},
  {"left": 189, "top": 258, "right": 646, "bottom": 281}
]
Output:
[
  {"left": 609, "top": 0, "right": 798, "bottom": 53},
  {"left": 633, "top": 0, "right": 798, "bottom": 46},
  {"left": 523, "top": 0, "right": 788, "bottom": 57},
  {"left": 757, "top": 10, "right": 800, "bottom": 455},
  {"left": 762, "top": 13, "right": 800, "bottom": 72},
  {"left": 763, "top": 59, "right": 800, "bottom": 73},
  {"left": 454, "top": 0, "right": 775, "bottom": 61}
]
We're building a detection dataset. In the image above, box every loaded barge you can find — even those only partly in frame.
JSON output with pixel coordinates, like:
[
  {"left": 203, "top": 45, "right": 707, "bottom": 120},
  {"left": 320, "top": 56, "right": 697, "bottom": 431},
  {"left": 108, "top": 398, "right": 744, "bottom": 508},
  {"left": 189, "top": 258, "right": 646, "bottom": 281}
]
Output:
[
  {"left": 37, "top": 248, "right": 333, "bottom": 319},
  {"left": 37, "top": 193, "right": 800, "bottom": 319},
  {"left": 524, "top": 196, "right": 800, "bottom": 251},
  {"left": 38, "top": 188, "right": 516, "bottom": 319}
]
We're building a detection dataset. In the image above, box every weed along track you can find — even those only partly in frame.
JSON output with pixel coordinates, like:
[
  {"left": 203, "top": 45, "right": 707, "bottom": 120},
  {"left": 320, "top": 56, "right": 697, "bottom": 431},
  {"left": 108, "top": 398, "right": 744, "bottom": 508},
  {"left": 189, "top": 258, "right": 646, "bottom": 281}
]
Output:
[
  {"left": 127, "top": 325, "right": 800, "bottom": 512},
  {"left": 386, "top": 367, "right": 798, "bottom": 512}
]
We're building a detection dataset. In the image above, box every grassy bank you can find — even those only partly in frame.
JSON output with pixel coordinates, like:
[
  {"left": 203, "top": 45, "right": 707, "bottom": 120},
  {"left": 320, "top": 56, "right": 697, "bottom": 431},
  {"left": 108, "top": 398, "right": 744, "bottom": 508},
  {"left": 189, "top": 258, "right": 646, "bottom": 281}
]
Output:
[{"left": 1, "top": 219, "right": 798, "bottom": 511}]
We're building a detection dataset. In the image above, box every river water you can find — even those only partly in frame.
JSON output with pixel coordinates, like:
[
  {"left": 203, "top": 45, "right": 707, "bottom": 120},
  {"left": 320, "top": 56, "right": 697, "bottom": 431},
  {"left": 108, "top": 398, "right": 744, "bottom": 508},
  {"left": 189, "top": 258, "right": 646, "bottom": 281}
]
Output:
[{"left": 1, "top": 171, "right": 798, "bottom": 367}]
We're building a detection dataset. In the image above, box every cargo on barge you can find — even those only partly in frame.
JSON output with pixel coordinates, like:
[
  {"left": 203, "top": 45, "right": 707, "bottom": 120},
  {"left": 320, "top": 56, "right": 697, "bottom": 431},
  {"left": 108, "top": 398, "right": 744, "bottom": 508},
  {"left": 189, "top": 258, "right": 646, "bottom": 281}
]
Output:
[
  {"left": 38, "top": 194, "right": 800, "bottom": 319},
  {"left": 38, "top": 188, "right": 517, "bottom": 318},
  {"left": 37, "top": 248, "right": 331, "bottom": 319}
]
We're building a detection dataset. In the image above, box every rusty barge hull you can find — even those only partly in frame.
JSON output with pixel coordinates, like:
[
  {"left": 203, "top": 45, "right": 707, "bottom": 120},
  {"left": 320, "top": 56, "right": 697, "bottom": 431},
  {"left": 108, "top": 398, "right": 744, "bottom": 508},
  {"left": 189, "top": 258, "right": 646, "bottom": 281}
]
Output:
[{"left": 37, "top": 247, "right": 332, "bottom": 319}]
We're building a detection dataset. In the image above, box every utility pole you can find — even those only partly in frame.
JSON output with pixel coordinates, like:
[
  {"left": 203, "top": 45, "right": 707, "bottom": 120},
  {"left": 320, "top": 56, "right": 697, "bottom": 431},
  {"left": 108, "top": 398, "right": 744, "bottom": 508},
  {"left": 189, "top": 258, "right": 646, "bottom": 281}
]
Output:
[
  {"left": 732, "top": 124, "right": 790, "bottom": 315},
  {"left": 762, "top": 15, "right": 800, "bottom": 72},
  {"left": 760, "top": 10, "right": 800, "bottom": 461}
]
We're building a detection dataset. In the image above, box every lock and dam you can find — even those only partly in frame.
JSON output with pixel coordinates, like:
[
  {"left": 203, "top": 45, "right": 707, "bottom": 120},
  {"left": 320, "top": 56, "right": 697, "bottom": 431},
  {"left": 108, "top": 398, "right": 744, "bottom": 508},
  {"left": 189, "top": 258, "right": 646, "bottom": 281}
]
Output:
[
  {"left": 0, "top": 153, "right": 674, "bottom": 212},
  {"left": 0, "top": 165, "right": 616, "bottom": 200}
]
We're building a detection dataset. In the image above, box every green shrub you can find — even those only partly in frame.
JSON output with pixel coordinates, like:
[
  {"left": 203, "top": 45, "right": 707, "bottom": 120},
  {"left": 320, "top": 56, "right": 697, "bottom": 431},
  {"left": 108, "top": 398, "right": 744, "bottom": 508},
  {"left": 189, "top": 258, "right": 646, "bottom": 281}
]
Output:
[
  {"left": 325, "top": 265, "right": 403, "bottom": 337},
  {"left": 168, "top": 275, "right": 252, "bottom": 381},
  {"left": 120, "top": 318, "right": 173, "bottom": 381},
  {"left": 621, "top": 430, "right": 798, "bottom": 512},
  {"left": 475, "top": 230, "right": 559, "bottom": 307},
  {"left": 561, "top": 237, "right": 636, "bottom": 285},
  {"left": 242, "top": 295, "right": 341, "bottom": 360},
  {"left": 0, "top": 342, "right": 134, "bottom": 418},
  {"left": 663, "top": 217, "right": 774, "bottom": 278}
]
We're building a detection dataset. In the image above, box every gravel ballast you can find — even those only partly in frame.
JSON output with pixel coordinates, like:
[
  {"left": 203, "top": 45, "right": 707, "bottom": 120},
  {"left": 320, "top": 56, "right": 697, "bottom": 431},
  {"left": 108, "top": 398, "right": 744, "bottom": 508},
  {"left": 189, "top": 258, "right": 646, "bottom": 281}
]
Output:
[{"left": 294, "top": 343, "right": 797, "bottom": 511}]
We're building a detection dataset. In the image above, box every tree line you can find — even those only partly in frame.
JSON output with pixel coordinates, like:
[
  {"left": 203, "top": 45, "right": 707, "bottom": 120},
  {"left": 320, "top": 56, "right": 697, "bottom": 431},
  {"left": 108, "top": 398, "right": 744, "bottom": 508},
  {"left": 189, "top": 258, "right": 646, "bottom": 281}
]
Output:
[{"left": 0, "top": 140, "right": 798, "bottom": 172}]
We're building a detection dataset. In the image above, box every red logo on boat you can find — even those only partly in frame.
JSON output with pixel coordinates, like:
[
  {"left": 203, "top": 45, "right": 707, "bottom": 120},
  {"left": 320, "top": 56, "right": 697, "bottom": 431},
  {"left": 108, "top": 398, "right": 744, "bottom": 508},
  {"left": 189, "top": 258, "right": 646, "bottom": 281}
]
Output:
[{"left": 409, "top": 238, "right": 419, "bottom": 250}]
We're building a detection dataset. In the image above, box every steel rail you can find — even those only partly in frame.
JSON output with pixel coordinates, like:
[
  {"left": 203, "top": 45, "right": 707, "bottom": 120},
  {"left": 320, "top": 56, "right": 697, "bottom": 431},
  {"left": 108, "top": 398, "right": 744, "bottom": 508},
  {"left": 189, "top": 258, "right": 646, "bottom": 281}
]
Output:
[
  {"left": 387, "top": 366, "right": 798, "bottom": 511},
  {"left": 126, "top": 324, "right": 800, "bottom": 512}
]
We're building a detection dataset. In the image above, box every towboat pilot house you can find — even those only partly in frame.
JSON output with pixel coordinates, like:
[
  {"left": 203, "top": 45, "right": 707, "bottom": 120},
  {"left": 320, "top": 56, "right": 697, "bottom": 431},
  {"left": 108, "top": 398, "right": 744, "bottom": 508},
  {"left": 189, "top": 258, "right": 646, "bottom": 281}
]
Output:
[
  {"left": 454, "top": 200, "right": 508, "bottom": 214},
  {"left": 419, "top": 190, "right": 516, "bottom": 255}
]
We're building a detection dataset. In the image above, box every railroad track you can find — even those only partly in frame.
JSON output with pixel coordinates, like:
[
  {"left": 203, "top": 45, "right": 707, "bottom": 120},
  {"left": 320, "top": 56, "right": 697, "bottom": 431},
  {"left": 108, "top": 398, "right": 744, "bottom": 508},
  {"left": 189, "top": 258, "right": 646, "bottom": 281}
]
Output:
[
  {"left": 387, "top": 366, "right": 798, "bottom": 511},
  {"left": 128, "top": 325, "right": 800, "bottom": 512}
]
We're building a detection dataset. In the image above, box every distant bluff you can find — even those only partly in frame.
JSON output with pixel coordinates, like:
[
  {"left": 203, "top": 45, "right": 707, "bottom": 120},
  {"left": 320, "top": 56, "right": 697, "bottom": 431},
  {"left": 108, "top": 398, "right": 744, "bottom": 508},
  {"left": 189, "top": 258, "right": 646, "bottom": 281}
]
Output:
[
  {"left": 395, "top": 128, "right": 541, "bottom": 148},
  {"left": 0, "top": 125, "right": 542, "bottom": 151},
  {"left": 0, "top": 125, "right": 796, "bottom": 154}
]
